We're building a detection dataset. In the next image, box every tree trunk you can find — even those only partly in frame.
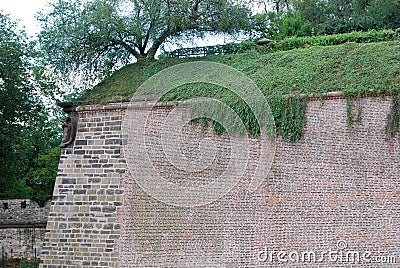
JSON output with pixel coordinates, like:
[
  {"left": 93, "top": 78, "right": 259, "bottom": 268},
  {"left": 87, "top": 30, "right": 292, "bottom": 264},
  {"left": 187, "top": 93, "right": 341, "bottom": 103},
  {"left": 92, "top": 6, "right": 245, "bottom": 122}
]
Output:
[{"left": 146, "top": 29, "right": 171, "bottom": 59}]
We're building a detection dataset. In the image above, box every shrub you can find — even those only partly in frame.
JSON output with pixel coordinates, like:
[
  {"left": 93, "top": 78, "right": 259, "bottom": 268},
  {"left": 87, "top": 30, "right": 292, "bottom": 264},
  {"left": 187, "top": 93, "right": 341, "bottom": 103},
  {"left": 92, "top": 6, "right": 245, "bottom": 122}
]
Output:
[{"left": 260, "top": 29, "right": 399, "bottom": 54}]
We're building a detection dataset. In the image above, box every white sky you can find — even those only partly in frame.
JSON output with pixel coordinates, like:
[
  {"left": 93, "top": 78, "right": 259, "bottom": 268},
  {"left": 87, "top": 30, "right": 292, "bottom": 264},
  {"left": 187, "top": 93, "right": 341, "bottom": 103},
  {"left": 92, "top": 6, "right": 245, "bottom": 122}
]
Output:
[
  {"left": 0, "top": 0, "right": 267, "bottom": 55},
  {"left": 0, "top": 0, "right": 50, "bottom": 37},
  {"left": 0, "top": 0, "right": 265, "bottom": 92}
]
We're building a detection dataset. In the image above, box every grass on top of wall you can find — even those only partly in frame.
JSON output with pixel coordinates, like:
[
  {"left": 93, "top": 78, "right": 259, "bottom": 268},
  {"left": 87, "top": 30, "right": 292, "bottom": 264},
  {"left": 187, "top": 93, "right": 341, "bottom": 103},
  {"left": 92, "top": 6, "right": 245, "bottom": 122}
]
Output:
[
  {"left": 81, "top": 40, "right": 400, "bottom": 103},
  {"left": 80, "top": 40, "right": 400, "bottom": 141}
]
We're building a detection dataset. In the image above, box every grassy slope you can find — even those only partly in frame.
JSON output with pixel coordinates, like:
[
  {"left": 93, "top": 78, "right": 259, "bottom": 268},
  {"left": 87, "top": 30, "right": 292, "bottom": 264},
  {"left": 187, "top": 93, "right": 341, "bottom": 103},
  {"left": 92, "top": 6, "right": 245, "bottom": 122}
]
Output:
[{"left": 81, "top": 41, "right": 400, "bottom": 103}]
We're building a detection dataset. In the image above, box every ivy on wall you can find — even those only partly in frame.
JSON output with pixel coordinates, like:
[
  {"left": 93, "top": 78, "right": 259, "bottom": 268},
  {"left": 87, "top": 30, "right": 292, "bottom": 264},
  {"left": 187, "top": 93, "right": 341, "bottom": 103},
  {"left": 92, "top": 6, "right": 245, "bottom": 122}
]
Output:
[
  {"left": 345, "top": 95, "right": 362, "bottom": 126},
  {"left": 269, "top": 94, "right": 307, "bottom": 142},
  {"left": 164, "top": 85, "right": 307, "bottom": 142},
  {"left": 386, "top": 92, "right": 400, "bottom": 139},
  {"left": 166, "top": 88, "right": 398, "bottom": 143}
]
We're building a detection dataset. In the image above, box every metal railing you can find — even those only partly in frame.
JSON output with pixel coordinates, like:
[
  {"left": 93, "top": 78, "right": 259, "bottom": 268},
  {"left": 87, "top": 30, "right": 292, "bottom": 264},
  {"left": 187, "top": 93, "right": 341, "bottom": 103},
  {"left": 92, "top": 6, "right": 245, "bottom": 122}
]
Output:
[{"left": 161, "top": 43, "right": 243, "bottom": 58}]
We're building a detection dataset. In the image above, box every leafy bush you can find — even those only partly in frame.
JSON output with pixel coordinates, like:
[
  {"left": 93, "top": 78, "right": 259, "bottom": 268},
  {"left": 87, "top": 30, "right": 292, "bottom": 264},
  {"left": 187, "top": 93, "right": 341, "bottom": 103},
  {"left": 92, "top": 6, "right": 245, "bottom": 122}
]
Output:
[
  {"left": 25, "top": 147, "right": 60, "bottom": 201},
  {"left": 259, "top": 29, "right": 399, "bottom": 54},
  {"left": 278, "top": 13, "right": 312, "bottom": 39},
  {"left": 20, "top": 259, "right": 39, "bottom": 268},
  {"left": 0, "top": 259, "right": 39, "bottom": 268},
  {"left": 252, "top": 11, "right": 312, "bottom": 40}
]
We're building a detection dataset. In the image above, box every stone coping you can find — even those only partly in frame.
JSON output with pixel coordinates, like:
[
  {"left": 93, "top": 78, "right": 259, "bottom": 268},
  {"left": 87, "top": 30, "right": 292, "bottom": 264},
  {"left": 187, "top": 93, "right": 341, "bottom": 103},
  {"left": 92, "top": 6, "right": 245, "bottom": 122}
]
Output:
[
  {"left": 0, "top": 223, "right": 47, "bottom": 229},
  {"left": 75, "top": 91, "right": 393, "bottom": 112}
]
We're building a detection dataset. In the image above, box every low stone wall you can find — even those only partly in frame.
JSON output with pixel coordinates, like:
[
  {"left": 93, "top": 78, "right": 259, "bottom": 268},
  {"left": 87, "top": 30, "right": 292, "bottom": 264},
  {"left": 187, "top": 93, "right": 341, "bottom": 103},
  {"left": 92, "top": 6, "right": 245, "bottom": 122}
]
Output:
[
  {"left": 0, "top": 225, "right": 46, "bottom": 260},
  {"left": 0, "top": 199, "right": 50, "bottom": 261},
  {"left": 0, "top": 199, "right": 51, "bottom": 225}
]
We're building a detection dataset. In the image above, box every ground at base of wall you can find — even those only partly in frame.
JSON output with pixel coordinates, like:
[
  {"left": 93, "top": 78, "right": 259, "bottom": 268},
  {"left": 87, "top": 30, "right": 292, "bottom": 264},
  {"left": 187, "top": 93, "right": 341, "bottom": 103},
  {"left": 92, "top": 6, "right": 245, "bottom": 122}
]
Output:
[{"left": 0, "top": 259, "right": 39, "bottom": 268}]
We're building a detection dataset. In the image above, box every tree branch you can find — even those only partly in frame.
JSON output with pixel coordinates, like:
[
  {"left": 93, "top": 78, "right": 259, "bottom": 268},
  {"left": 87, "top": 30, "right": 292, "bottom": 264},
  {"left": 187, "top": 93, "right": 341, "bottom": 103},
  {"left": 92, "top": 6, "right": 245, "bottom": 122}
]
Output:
[
  {"left": 111, "top": 39, "right": 142, "bottom": 59},
  {"left": 143, "top": 20, "right": 154, "bottom": 51}
]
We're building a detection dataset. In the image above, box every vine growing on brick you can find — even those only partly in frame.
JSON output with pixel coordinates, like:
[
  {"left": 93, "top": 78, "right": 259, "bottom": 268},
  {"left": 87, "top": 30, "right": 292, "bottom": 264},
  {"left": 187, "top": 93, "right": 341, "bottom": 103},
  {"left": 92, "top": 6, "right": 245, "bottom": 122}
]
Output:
[
  {"left": 386, "top": 92, "right": 400, "bottom": 138},
  {"left": 268, "top": 94, "right": 307, "bottom": 142},
  {"left": 169, "top": 90, "right": 400, "bottom": 142},
  {"left": 164, "top": 85, "right": 307, "bottom": 142},
  {"left": 345, "top": 95, "right": 362, "bottom": 126}
]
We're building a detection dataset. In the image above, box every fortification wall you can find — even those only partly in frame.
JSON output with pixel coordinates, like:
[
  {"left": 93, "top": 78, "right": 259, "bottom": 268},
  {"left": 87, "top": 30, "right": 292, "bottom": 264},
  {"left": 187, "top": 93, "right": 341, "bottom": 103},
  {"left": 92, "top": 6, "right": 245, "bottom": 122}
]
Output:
[
  {"left": 0, "top": 199, "right": 50, "bottom": 225},
  {"left": 40, "top": 108, "right": 126, "bottom": 267},
  {"left": 0, "top": 226, "right": 46, "bottom": 260},
  {"left": 40, "top": 95, "right": 399, "bottom": 267},
  {"left": 0, "top": 199, "right": 50, "bottom": 261}
]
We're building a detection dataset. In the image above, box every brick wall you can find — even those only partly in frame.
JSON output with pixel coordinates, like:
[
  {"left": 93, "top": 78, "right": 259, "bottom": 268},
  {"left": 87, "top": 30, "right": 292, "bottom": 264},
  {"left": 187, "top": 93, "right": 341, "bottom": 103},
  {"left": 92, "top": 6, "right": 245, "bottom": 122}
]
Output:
[{"left": 40, "top": 96, "right": 399, "bottom": 267}]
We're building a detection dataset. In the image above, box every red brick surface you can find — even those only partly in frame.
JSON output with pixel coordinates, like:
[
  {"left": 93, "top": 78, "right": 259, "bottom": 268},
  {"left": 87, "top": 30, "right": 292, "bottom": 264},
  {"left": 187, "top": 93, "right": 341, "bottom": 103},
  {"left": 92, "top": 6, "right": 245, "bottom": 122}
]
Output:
[{"left": 41, "top": 96, "right": 399, "bottom": 267}]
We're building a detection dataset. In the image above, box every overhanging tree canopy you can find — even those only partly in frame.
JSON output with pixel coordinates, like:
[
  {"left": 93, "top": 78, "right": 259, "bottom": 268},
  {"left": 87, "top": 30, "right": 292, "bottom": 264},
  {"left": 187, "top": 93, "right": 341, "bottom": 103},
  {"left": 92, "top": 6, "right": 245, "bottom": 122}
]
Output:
[{"left": 37, "top": 0, "right": 251, "bottom": 79}]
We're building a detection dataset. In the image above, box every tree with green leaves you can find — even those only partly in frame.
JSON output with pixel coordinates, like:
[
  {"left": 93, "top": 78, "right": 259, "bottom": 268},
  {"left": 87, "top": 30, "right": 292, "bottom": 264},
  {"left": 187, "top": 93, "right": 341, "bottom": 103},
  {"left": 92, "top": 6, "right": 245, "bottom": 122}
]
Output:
[
  {"left": 251, "top": 0, "right": 312, "bottom": 40},
  {"left": 253, "top": 0, "right": 292, "bottom": 13},
  {"left": 252, "top": 11, "right": 312, "bottom": 39},
  {"left": 0, "top": 11, "right": 61, "bottom": 200},
  {"left": 293, "top": 0, "right": 400, "bottom": 34},
  {"left": 37, "top": 0, "right": 252, "bottom": 83}
]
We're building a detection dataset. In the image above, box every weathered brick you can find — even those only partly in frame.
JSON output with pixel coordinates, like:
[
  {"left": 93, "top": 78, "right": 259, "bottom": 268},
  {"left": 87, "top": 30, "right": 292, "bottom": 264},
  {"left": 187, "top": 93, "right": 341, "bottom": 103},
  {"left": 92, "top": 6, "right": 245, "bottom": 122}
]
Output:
[
  {"left": 75, "top": 140, "right": 88, "bottom": 146},
  {"left": 40, "top": 97, "right": 400, "bottom": 268}
]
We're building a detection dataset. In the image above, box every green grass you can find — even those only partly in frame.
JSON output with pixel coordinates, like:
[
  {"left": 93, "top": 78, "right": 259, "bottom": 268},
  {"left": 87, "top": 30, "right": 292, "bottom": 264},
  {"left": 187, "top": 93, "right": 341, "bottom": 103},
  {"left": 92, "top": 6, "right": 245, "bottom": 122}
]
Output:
[
  {"left": 80, "top": 40, "right": 400, "bottom": 141},
  {"left": 81, "top": 41, "right": 400, "bottom": 103}
]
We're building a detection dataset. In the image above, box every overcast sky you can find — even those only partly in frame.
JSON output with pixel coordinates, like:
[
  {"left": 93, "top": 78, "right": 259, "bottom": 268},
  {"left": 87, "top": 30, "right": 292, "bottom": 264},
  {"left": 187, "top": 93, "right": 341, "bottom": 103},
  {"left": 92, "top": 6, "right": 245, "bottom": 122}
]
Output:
[
  {"left": 0, "top": 0, "right": 50, "bottom": 37},
  {"left": 0, "top": 0, "right": 263, "bottom": 48}
]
